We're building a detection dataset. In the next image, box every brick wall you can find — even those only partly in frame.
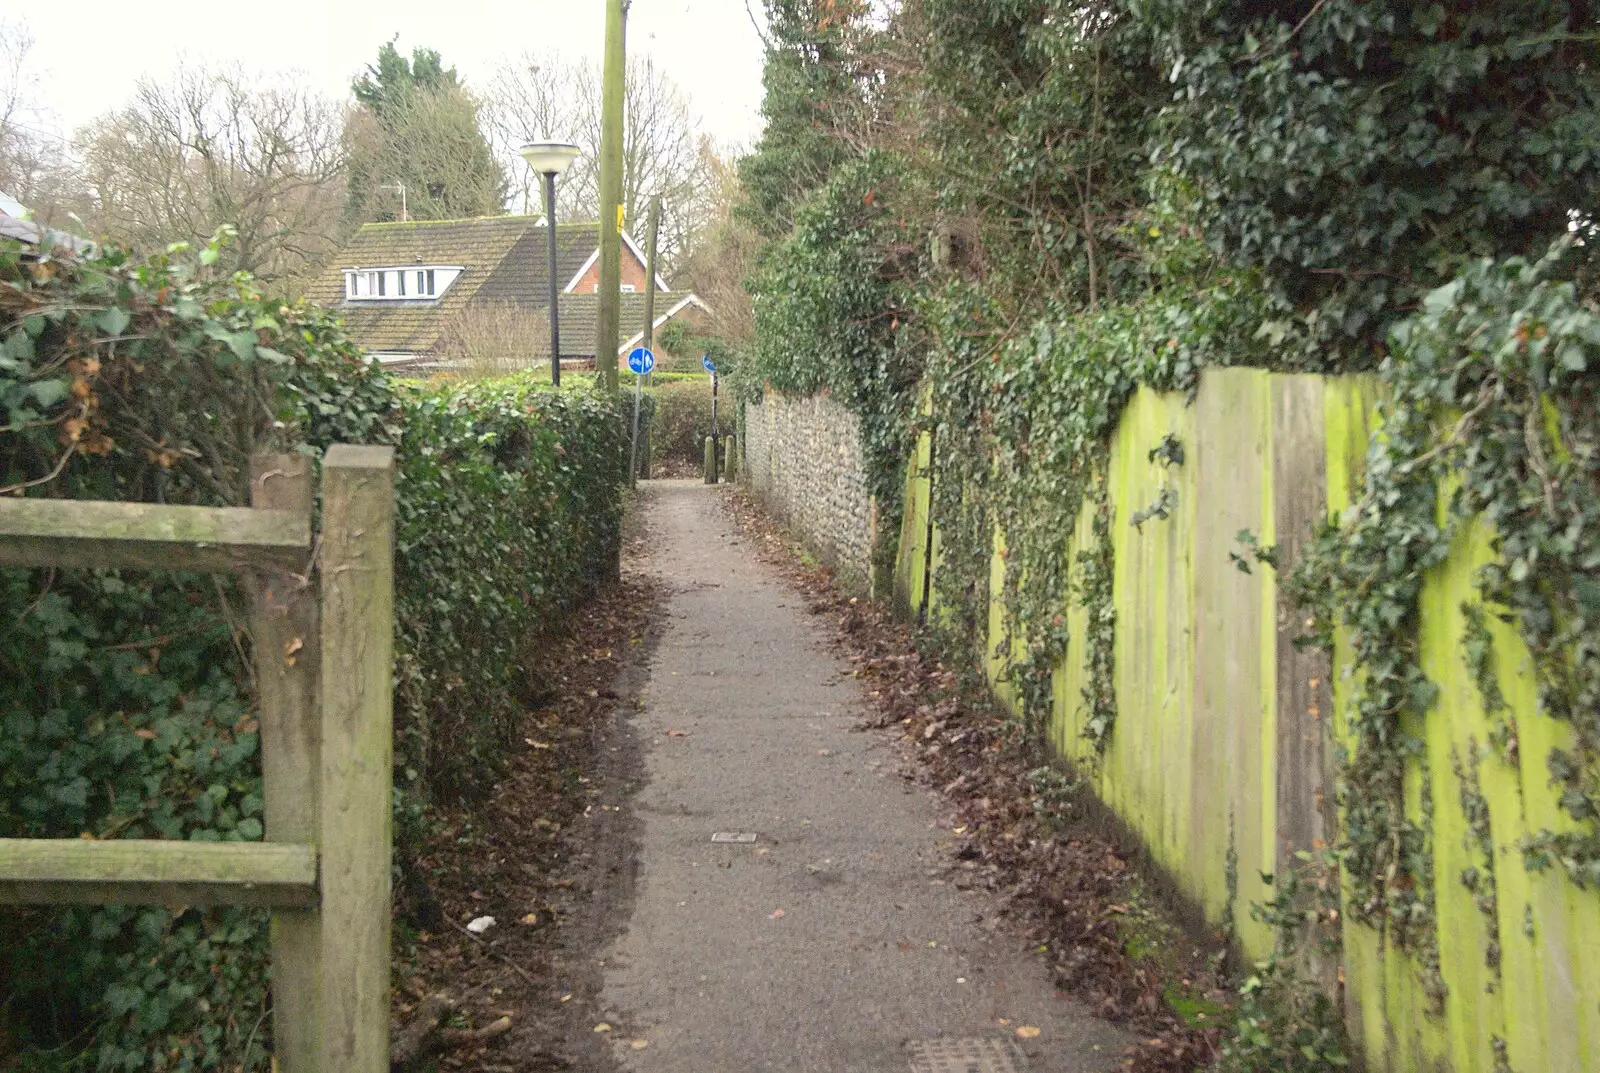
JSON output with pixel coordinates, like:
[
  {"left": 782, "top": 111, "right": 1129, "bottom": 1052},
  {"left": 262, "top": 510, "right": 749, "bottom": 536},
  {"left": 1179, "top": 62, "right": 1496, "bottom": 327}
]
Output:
[
  {"left": 742, "top": 388, "right": 876, "bottom": 592},
  {"left": 570, "top": 242, "right": 651, "bottom": 293}
]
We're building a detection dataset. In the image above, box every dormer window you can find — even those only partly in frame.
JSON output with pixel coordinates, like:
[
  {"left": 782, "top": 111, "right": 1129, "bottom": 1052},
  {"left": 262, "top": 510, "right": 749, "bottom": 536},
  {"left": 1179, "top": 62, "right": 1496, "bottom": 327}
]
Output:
[{"left": 344, "top": 265, "right": 463, "bottom": 302}]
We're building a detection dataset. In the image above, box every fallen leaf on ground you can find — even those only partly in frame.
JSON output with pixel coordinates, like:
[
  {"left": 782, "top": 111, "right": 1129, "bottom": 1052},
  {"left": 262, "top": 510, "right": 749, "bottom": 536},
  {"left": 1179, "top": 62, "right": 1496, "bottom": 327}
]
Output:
[
  {"left": 594, "top": 1023, "right": 612, "bottom": 1033},
  {"left": 1016, "top": 1026, "right": 1041, "bottom": 1039},
  {"left": 667, "top": 728, "right": 689, "bottom": 737},
  {"left": 631, "top": 1040, "right": 650, "bottom": 1050},
  {"left": 769, "top": 907, "right": 786, "bottom": 919},
  {"left": 520, "top": 913, "right": 538, "bottom": 925}
]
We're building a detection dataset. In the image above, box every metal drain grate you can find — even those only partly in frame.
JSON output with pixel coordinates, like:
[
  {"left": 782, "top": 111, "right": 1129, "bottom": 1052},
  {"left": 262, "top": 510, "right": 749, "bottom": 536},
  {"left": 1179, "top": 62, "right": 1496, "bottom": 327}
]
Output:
[{"left": 906, "top": 1037, "right": 1030, "bottom": 1073}]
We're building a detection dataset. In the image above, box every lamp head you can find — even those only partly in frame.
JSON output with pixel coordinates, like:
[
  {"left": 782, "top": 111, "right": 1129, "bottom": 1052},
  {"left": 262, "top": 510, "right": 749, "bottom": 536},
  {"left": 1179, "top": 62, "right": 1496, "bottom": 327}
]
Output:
[{"left": 519, "top": 141, "right": 581, "bottom": 177}]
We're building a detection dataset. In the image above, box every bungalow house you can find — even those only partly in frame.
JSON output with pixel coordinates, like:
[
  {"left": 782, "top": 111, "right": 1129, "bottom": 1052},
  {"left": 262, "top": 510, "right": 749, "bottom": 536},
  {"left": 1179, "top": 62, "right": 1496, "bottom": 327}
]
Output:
[{"left": 306, "top": 214, "right": 709, "bottom": 372}]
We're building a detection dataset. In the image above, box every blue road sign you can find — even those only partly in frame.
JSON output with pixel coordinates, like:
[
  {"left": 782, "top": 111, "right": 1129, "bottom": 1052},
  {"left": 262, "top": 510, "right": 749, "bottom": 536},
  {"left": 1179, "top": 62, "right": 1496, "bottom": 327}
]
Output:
[
  {"left": 628, "top": 347, "right": 656, "bottom": 375},
  {"left": 702, "top": 354, "right": 716, "bottom": 374}
]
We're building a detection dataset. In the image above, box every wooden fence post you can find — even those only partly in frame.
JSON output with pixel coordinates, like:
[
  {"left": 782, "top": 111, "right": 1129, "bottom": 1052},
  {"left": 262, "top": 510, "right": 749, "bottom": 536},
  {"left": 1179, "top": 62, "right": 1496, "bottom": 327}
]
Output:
[
  {"left": 317, "top": 445, "right": 395, "bottom": 1073},
  {"left": 249, "top": 454, "right": 321, "bottom": 1072}
]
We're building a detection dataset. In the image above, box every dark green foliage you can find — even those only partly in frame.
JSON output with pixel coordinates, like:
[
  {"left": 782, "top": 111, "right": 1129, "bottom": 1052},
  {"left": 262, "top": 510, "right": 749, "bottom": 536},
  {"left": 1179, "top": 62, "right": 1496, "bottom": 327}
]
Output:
[
  {"left": 1453, "top": 742, "right": 1502, "bottom": 982},
  {"left": 1222, "top": 863, "right": 1352, "bottom": 1071},
  {"left": 391, "top": 376, "right": 627, "bottom": 802},
  {"left": 1, "top": 235, "right": 626, "bottom": 1069},
  {"left": 738, "top": 1, "right": 874, "bottom": 238},
  {"left": 1143, "top": 0, "right": 1600, "bottom": 351},
  {"left": 352, "top": 39, "right": 463, "bottom": 115},
  {"left": 645, "top": 378, "right": 734, "bottom": 465},
  {"left": 344, "top": 41, "right": 506, "bottom": 225},
  {"left": 914, "top": 0, "right": 1161, "bottom": 309},
  {"left": 748, "top": 151, "right": 923, "bottom": 510}
]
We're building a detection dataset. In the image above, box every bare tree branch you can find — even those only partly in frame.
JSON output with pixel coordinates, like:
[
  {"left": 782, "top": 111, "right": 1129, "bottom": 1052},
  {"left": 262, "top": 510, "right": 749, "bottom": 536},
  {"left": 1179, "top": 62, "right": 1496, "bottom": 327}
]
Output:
[
  {"left": 481, "top": 53, "right": 714, "bottom": 272},
  {"left": 71, "top": 63, "right": 348, "bottom": 289}
]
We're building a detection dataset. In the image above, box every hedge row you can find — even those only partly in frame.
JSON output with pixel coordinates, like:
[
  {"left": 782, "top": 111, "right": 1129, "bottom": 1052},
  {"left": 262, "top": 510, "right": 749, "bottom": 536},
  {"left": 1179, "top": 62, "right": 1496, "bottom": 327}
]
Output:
[
  {"left": 0, "top": 235, "right": 627, "bottom": 1070},
  {"left": 645, "top": 377, "right": 734, "bottom": 464}
]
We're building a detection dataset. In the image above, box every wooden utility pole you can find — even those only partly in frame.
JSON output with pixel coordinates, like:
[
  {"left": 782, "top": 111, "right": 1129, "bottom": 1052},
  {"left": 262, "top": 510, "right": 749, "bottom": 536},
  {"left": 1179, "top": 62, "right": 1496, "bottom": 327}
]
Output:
[{"left": 594, "top": 0, "right": 628, "bottom": 391}]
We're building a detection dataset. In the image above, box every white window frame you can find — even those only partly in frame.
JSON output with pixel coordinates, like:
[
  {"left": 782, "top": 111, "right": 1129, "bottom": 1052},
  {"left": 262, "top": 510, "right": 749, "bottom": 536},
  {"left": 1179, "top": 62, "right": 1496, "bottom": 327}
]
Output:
[{"left": 344, "top": 265, "right": 462, "bottom": 302}]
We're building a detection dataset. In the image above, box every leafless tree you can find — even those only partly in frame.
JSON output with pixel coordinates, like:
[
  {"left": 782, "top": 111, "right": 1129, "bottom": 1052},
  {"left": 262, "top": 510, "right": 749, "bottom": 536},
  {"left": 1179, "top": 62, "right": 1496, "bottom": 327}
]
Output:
[
  {"left": 672, "top": 152, "right": 758, "bottom": 346},
  {"left": 436, "top": 301, "right": 551, "bottom": 377},
  {"left": 73, "top": 64, "right": 347, "bottom": 287},
  {"left": 483, "top": 53, "right": 713, "bottom": 271},
  {"left": 0, "top": 18, "right": 70, "bottom": 211},
  {"left": 482, "top": 54, "right": 580, "bottom": 218}
]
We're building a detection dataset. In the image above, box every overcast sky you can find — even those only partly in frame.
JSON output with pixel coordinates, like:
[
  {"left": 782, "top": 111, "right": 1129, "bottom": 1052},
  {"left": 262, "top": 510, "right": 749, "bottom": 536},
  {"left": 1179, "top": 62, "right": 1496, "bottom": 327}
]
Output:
[{"left": 16, "top": 0, "right": 768, "bottom": 149}]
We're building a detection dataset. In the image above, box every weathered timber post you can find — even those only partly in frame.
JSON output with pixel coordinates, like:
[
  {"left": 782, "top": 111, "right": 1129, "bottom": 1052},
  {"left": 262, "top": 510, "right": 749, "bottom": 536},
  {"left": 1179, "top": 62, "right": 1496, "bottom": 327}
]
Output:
[
  {"left": 724, "top": 434, "right": 738, "bottom": 483},
  {"left": 249, "top": 454, "right": 321, "bottom": 1072},
  {"left": 317, "top": 445, "right": 395, "bottom": 1073},
  {"left": 703, "top": 436, "right": 716, "bottom": 484}
]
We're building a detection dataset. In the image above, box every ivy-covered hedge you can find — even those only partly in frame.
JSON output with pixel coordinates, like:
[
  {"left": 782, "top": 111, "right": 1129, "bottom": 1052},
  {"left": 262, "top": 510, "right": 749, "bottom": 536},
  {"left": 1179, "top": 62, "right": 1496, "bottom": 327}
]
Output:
[{"left": 0, "top": 236, "right": 627, "bottom": 1070}]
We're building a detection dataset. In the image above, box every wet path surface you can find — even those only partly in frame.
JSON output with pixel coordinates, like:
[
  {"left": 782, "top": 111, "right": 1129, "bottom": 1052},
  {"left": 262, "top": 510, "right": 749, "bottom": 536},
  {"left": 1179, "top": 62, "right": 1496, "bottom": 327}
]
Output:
[{"left": 598, "top": 481, "right": 1128, "bottom": 1073}]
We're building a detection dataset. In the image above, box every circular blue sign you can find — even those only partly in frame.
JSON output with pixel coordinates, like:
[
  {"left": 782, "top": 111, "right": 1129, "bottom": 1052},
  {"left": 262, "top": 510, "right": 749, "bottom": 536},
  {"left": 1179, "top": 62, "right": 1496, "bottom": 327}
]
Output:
[
  {"left": 702, "top": 354, "right": 716, "bottom": 373},
  {"left": 627, "top": 347, "right": 655, "bottom": 375}
]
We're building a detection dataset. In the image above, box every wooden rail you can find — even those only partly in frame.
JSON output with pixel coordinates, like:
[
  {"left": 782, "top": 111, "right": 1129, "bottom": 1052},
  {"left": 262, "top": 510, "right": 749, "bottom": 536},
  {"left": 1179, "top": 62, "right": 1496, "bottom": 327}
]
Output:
[
  {"left": 0, "top": 839, "right": 318, "bottom": 907},
  {"left": 0, "top": 447, "right": 395, "bottom": 1073},
  {"left": 0, "top": 497, "right": 310, "bottom": 571}
]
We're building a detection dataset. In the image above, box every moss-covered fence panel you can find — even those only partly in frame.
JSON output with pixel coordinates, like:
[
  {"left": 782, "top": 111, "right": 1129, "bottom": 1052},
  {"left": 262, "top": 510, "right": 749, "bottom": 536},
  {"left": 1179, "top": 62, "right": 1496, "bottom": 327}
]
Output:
[{"left": 897, "top": 366, "right": 1600, "bottom": 1073}]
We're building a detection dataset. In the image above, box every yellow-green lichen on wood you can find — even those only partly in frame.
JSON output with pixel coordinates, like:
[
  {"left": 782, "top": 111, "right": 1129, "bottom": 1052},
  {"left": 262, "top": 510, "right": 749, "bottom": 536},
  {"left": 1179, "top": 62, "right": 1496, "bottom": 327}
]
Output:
[
  {"left": 894, "top": 424, "right": 931, "bottom": 617},
  {"left": 1414, "top": 519, "right": 1600, "bottom": 1073},
  {"left": 985, "top": 523, "right": 1024, "bottom": 718},
  {"left": 1051, "top": 490, "right": 1100, "bottom": 765},
  {"left": 1102, "top": 387, "right": 1197, "bottom": 896},
  {"left": 891, "top": 367, "right": 1600, "bottom": 1073},
  {"left": 1189, "top": 369, "right": 1277, "bottom": 956}
]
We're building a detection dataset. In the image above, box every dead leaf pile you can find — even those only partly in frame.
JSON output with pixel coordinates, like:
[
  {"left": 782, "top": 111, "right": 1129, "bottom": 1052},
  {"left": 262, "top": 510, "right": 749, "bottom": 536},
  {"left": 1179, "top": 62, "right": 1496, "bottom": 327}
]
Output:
[{"left": 390, "top": 563, "right": 664, "bottom": 1071}]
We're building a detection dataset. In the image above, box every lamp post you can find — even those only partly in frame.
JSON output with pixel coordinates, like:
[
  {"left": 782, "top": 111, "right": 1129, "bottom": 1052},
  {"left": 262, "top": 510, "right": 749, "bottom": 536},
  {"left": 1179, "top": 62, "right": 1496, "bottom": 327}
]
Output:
[{"left": 519, "top": 141, "right": 581, "bottom": 386}]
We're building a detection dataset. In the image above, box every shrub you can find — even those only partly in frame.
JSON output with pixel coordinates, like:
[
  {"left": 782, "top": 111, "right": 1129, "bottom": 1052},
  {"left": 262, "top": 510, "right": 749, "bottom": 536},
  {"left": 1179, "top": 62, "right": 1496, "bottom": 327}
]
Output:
[
  {"left": 1, "top": 234, "right": 627, "bottom": 1070},
  {"left": 434, "top": 300, "right": 551, "bottom": 379},
  {"left": 392, "top": 375, "right": 626, "bottom": 802},
  {"left": 646, "top": 377, "right": 734, "bottom": 464}
]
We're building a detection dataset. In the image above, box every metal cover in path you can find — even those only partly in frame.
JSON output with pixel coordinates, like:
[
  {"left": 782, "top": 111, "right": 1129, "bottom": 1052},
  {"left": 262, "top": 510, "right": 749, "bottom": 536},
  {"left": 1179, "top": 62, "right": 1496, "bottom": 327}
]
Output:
[{"left": 906, "top": 1038, "right": 1029, "bottom": 1073}]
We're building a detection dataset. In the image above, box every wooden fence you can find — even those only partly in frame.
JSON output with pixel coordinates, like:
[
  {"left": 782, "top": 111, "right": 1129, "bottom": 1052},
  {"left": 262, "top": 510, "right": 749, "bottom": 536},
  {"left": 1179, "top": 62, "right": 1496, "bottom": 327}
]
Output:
[{"left": 0, "top": 446, "right": 396, "bottom": 1073}]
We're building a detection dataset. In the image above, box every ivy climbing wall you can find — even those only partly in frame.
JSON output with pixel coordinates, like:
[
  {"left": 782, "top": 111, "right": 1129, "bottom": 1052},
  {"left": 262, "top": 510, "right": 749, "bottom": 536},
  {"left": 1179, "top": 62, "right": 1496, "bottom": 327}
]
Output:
[{"left": 897, "top": 367, "right": 1600, "bottom": 1073}]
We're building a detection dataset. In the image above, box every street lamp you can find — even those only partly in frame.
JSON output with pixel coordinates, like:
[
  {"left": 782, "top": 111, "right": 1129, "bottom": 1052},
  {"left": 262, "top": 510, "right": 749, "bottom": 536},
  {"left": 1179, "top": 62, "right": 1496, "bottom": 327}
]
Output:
[{"left": 519, "top": 141, "right": 582, "bottom": 386}]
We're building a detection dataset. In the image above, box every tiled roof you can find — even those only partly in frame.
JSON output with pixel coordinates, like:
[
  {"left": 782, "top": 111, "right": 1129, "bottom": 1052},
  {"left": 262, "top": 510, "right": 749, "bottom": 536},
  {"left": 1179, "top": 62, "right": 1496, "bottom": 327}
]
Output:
[
  {"left": 308, "top": 216, "right": 602, "bottom": 354},
  {"left": 476, "top": 224, "right": 599, "bottom": 308},
  {"left": 555, "top": 292, "right": 708, "bottom": 358}
]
